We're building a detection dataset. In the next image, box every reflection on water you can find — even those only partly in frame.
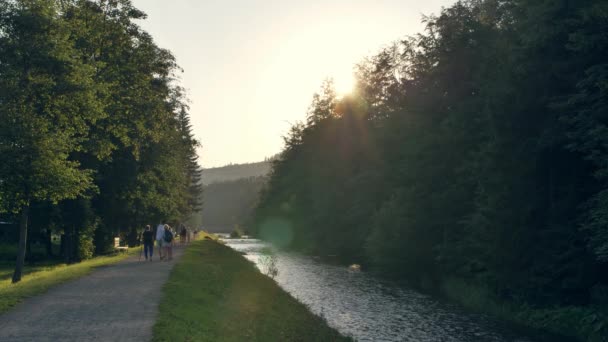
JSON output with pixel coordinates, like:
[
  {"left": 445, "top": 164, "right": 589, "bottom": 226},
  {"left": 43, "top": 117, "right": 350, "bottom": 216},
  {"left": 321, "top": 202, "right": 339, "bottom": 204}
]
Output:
[{"left": 225, "top": 239, "right": 549, "bottom": 342}]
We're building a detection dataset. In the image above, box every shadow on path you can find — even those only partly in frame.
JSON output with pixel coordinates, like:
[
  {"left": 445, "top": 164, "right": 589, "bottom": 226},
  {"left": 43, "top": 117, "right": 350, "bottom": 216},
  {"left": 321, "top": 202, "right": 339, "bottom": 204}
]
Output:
[{"left": 0, "top": 245, "right": 186, "bottom": 342}]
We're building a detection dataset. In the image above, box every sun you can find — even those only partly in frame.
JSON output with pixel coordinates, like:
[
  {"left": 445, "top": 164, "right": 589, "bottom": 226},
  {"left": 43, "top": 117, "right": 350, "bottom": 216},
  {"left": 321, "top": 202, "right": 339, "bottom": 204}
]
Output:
[{"left": 333, "top": 71, "right": 355, "bottom": 98}]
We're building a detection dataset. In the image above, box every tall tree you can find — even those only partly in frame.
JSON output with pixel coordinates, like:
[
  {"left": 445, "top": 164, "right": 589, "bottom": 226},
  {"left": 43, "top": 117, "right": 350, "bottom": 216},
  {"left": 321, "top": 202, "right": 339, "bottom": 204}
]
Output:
[
  {"left": 254, "top": 1, "right": 607, "bottom": 321},
  {"left": 0, "top": 0, "right": 101, "bottom": 282},
  {"left": 177, "top": 104, "right": 203, "bottom": 224}
]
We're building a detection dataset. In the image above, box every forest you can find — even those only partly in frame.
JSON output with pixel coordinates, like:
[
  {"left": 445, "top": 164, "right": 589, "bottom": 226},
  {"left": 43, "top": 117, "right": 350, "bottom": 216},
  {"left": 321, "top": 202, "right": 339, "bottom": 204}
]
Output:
[
  {"left": 254, "top": 0, "right": 608, "bottom": 337},
  {"left": 201, "top": 161, "right": 271, "bottom": 185},
  {"left": 0, "top": 0, "right": 202, "bottom": 282},
  {"left": 201, "top": 176, "right": 267, "bottom": 233}
]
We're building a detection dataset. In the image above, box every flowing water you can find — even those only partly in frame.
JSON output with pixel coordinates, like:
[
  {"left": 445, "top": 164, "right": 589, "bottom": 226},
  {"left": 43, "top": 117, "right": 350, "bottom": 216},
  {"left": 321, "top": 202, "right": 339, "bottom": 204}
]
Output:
[{"left": 224, "top": 238, "right": 568, "bottom": 342}]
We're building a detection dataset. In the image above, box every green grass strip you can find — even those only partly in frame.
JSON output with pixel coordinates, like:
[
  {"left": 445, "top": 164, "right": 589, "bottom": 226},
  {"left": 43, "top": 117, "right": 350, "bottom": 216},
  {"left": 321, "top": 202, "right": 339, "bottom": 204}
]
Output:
[
  {"left": 0, "top": 248, "right": 139, "bottom": 314},
  {"left": 153, "top": 240, "right": 350, "bottom": 342}
]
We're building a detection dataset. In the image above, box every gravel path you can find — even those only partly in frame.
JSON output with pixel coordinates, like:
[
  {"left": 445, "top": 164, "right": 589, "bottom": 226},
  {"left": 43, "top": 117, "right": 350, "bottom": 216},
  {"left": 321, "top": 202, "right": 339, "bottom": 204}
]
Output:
[{"left": 0, "top": 245, "right": 185, "bottom": 342}]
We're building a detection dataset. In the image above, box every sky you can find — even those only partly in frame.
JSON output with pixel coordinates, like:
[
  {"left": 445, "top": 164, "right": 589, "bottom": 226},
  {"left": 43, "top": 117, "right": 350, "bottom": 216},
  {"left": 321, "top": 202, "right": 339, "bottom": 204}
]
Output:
[{"left": 131, "top": 0, "right": 455, "bottom": 168}]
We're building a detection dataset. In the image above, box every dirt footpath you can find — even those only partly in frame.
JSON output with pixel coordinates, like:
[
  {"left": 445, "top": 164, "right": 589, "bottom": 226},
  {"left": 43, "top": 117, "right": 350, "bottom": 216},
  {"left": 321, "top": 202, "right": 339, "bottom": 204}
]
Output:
[{"left": 0, "top": 246, "right": 184, "bottom": 342}]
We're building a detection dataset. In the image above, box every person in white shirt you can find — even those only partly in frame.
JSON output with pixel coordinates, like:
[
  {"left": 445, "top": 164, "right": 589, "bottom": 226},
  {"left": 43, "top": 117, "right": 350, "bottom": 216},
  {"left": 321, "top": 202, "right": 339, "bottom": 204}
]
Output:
[{"left": 155, "top": 223, "right": 165, "bottom": 260}]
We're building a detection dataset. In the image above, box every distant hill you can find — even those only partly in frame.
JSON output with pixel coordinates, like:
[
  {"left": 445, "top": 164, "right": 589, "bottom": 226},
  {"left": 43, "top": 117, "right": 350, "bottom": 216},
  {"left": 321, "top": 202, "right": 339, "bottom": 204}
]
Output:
[
  {"left": 202, "top": 160, "right": 272, "bottom": 185},
  {"left": 193, "top": 160, "right": 273, "bottom": 232},
  {"left": 201, "top": 176, "right": 267, "bottom": 232}
]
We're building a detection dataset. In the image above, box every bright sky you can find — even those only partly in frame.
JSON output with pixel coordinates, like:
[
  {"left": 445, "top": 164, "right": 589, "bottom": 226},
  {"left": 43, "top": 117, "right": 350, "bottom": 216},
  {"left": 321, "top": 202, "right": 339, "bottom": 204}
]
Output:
[{"left": 131, "top": 0, "right": 455, "bottom": 168}]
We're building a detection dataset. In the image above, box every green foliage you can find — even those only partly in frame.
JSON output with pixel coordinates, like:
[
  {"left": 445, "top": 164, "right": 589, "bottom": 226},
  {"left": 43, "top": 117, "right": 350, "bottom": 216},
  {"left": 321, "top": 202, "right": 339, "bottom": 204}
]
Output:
[
  {"left": 77, "top": 234, "right": 94, "bottom": 260},
  {"left": 202, "top": 176, "right": 267, "bottom": 230},
  {"left": 258, "top": 247, "right": 279, "bottom": 279},
  {"left": 254, "top": 0, "right": 608, "bottom": 339},
  {"left": 230, "top": 226, "right": 243, "bottom": 238},
  {"left": 0, "top": 0, "right": 202, "bottom": 276},
  {"left": 561, "top": 1, "right": 608, "bottom": 262},
  {"left": 0, "top": 0, "right": 98, "bottom": 212},
  {"left": 201, "top": 161, "right": 272, "bottom": 185},
  {"left": 440, "top": 277, "right": 608, "bottom": 342}
]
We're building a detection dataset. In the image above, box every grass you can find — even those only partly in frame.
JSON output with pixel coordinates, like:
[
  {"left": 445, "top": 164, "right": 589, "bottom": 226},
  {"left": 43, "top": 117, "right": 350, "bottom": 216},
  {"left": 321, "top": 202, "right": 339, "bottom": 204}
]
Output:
[
  {"left": 440, "top": 277, "right": 608, "bottom": 342},
  {"left": 153, "top": 240, "right": 350, "bottom": 342},
  {"left": 0, "top": 230, "right": 218, "bottom": 315},
  {"left": 0, "top": 243, "right": 61, "bottom": 263},
  {"left": 0, "top": 261, "right": 64, "bottom": 281},
  {"left": 0, "top": 247, "right": 139, "bottom": 315}
]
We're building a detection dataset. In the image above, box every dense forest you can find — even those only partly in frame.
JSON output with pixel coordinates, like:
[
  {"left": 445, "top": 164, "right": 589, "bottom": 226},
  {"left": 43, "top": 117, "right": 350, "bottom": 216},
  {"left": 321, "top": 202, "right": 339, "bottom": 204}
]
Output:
[
  {"left": 191, "top": 162, "right": 270, "bottom": 231},
  {"left": 201, "top": 161, "right": 272, "bottom": 185},
  {"left": 254, "top": 0, "right": 608, "bottom": 339},
  {"left": 201, "top": 176, "right": 267, "bottom": 233},
  {"left": 0, "top": 0, "right": 202, "bottom": 282}
]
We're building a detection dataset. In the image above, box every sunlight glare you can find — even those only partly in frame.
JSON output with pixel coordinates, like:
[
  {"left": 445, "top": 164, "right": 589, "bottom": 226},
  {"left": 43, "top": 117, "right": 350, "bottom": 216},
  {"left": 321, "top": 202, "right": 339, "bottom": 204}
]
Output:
[{"left": 333, "top": 71, "right": 355, "bottom": 97}]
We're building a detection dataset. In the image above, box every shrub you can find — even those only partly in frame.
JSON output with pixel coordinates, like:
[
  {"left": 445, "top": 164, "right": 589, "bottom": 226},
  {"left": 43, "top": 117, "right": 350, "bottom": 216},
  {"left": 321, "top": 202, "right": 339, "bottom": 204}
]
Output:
[
  {"left": 230, "top": 225, "right": 243, "bottom": 238},
  {"left": 258, "top": 247, "right": 279, "bottom": 279},
  {"left": 77, "top": 234, "right": 94, "bottom": 260}
]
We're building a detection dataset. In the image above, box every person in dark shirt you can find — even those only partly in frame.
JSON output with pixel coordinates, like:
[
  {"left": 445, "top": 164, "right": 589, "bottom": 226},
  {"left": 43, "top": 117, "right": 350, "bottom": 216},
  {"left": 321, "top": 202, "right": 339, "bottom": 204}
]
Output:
[
  {"left": 180, "top": 225, "right": 188, "bottom": 245},
  {"left": 163, "top": 224, "right": 173, "bottom": 261},
  {"left": 142, "top": 225, "right": 154, "bottom": 261}
]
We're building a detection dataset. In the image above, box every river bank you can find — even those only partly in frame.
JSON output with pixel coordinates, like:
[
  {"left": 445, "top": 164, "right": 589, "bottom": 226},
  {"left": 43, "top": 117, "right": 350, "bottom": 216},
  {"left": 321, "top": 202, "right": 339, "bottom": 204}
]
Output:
[
  {"left": 226, "top": 238, "right": 567, "bottom": 342},
  {"left": 436, "top": 277, "right": 608, "bottom": 342},
  {"left": 231, "top": 237, "right": 606, "bottom": 341},
  {"left": 152, "top": 240, "right": 349, "bottom": 341}
]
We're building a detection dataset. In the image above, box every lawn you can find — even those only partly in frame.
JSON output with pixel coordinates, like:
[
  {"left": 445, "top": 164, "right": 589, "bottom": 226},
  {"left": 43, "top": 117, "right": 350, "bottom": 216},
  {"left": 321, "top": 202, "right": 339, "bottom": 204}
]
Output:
[
  {"left": 0, "top": 262, "right": 62, "bottom": 281},
  {"left": 153, "top": 240, "right": 350, "bottom": 342}
]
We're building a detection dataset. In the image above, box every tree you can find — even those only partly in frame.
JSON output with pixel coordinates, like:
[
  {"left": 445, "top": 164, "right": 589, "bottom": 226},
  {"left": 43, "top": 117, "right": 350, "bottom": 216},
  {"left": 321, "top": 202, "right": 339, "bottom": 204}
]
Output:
[
  {"left": 0, "top": 0, "right": 101, "bottom": 282},
  {"left": 177, "top": 104, "right": 203, "bottom": 223},
  {"left": 306, "top": 78, "right": 337, "bottom": 126},
  {"left": 558, "top": 1, "right": 608, "bottom": 262},
  {"left": 254, "top": 0, "right": 607, "bottom": 312},
  {"left": 0, "top": 0, "right": 202, "bottom": 277}
]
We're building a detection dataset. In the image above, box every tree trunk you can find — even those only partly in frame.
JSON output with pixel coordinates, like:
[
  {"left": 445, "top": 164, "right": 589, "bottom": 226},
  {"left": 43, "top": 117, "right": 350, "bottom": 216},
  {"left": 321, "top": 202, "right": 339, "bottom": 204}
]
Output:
[
  {"left": 60, "top": 234, "right": 67, "bottom": 262},
  {"left": 25, "top": 231, "right": 32, "bottom": 261},
  {"left": 45, "top": 229, "right": 53, "bottom": 257},
  {"left": 64, "top": 227, "right": 74, "bottom": 264},
  {"left": 12, "top": 204, "right": 30, "bottom": 283}
]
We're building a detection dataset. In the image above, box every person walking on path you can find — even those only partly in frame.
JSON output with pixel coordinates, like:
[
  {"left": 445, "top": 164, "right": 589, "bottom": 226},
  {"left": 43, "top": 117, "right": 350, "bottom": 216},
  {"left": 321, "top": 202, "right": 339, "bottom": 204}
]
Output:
[
  {"left": 163, "top": 224, "right": 174, "bottom": 261},
  {"left": 155, "top": 223, "right": 165, "bottom": 261},
  {"left": 0, "top": 242, "right": 186, "bottom": 342},
  {"left": 180, "top": 224, "right": 188, "bottom": 246},
  {"left": 142, "top": 225, "right": 154, "bottom": 261}
]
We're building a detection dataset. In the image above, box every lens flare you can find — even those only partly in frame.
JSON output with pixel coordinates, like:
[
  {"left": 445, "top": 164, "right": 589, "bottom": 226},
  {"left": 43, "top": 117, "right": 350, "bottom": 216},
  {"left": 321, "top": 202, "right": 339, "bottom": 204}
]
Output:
[{"left": 259, "top": 217, "right": 294, "bottom": 248}]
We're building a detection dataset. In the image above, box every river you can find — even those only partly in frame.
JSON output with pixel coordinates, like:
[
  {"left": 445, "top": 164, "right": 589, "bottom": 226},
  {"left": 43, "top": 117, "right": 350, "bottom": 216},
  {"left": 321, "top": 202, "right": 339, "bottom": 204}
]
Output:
[{"left": 223, "top": 238, "right": 567, "bottom": 342}]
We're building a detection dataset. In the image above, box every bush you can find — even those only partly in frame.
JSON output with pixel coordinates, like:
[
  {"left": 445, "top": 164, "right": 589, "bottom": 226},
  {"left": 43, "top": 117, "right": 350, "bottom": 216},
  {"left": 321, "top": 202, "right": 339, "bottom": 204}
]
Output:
[
  {"left": 258, "top": 247, "right": 279, "bottom": 279},
  {"left": 439, "top": 277, "right": 608, "bottom": 342},
  {"left": 230, "top": 225, "right": 243, "bottom": 238},
  {"left": 76, "top": 217, "right": 99, "bottom": 260},
  {"left": 77, "top": 234, "right": 94, "bottom": 260}
]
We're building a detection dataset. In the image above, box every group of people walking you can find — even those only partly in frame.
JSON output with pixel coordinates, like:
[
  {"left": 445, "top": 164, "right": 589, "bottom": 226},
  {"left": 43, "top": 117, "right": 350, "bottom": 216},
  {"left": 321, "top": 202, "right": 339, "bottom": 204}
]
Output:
[{"left": 141, "top": 223, "right": 192, "bottom": 261}]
